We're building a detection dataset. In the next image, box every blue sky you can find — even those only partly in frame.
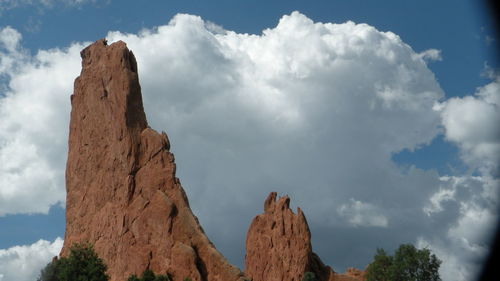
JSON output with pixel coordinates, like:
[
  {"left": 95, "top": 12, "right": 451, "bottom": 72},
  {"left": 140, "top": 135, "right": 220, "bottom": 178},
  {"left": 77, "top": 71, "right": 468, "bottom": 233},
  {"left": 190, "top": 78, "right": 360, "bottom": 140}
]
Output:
[{"left": 0, "top": 1, "right": 499, "bottom": 281}]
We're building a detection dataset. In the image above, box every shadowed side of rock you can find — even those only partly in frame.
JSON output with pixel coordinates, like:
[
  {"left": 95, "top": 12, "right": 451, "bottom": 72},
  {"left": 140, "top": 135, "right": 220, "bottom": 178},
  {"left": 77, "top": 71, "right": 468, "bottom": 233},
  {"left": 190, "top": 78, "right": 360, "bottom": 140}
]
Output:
[
  {"left": 244, "top": 192, "right": 365, "bottom": 281},
  {"left": 61, "top": 39, "right": 246, "bottom": 281}
]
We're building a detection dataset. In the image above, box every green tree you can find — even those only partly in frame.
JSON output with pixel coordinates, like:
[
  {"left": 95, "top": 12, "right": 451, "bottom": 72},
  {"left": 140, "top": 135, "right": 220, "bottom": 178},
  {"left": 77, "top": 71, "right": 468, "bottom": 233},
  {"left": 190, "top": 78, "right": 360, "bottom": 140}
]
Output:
[
  {"left": 365, "top": 244, "right": 441, "bottom": 281},
  {"left": 301, "top": 271, "right": 316, "bottom": 281},
  {"left": 127, "top": 275, "right": 140, "bottom": 281},
  {"left": 37, "top": 259, "right": 59, "bottom": 281},
  {"left": 140, "top": 269, "right": 156, "bottom": 281},
  {"left": 391, "top": 244, "right": 441, "bottom": 281},
  {"left": 126, "top": 269, "right": 171, "bottom": 281},
  {"left": 154, "top": 275, "right": 170, "bottom": 281},
  {"left": 37, "top": 243, "right": 109, "bottom": 281},
  {"left": 365, "top": 248, "right": 393, "bottom": 281}
]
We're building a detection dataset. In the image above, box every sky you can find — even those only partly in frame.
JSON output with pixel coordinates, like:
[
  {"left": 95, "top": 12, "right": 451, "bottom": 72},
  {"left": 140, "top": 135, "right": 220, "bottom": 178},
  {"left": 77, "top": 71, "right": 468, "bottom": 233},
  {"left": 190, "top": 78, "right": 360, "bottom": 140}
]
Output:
[{"left": 0, "top": 1, "right": 499, "bottom": 281}]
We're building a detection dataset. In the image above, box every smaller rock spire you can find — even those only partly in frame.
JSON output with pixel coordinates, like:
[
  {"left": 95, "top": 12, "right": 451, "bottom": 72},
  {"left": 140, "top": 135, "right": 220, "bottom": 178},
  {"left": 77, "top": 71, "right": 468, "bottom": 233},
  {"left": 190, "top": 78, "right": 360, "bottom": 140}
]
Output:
[{"left": 245, "top": 192, "right": 365, "bottom": 281}]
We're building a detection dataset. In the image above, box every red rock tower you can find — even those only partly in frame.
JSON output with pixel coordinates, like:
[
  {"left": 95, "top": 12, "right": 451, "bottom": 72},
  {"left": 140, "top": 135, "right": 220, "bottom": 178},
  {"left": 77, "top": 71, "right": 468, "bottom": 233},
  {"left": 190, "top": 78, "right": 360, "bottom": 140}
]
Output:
[
  {"left": 245, "top": 192, "right": 365, "bottom": 281},
  {"left": 61, "top": 39, "right": 245, "bottom": 281}
]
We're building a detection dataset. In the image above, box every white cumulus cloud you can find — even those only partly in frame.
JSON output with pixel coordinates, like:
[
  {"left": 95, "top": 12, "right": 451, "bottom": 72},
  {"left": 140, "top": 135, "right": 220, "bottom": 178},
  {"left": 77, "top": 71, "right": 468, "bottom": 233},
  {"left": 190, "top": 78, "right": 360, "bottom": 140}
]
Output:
[
  {"left": 437, "top": 76, "right": 500, "bottom": 176},
  {"left": 420, "top": 174, "right": 498, "bottom": 281},
  {"left": 337, "top": 198, "right": 388, "bottom": 227},
  {"left": 0, "top": 27, "right": 85, "bottom": 215},
  {"left": 0, "top": 27, "right": 26, "bottom": 78},
  {"left": 414, "top": 48, "right": 442, "bottom": 62},
  {"left": 0, "top": 238, "right": 63, "bottom": 281}
]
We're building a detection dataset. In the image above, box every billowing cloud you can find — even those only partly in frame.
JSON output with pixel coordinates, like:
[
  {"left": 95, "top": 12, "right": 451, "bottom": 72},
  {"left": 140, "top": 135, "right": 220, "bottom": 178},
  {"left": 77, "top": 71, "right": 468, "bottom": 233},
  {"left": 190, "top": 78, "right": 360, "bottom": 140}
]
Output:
[
  {"left": 0, "top": 238, "right": 63, "bottom": 281},
  {"left": 0, "top": 27, "right": 25, "bottom": 78},
  {"left": 437, "top": 76, "right": 500, "bottom": 176},
  {"left": 103, "top": 15, "right": 451, "bottom": 268},
  {"left": 0, "top": 26, "right": 85, "bottom": 215},
  {"left": 0, "top": 12, "right": 497, "bottom": 281},
  {"left": 427, "top": 78, "right": 499, "bottom": 281},
  {"left": 421, "top": 175, "right": 498, "bottom": 281},
  {"left": 414, "top": 49, "right": 442, "bottom": 62},
  {"left": 429, "top": 73, "right": 500, "bottom": 280},
  {"left": 337, "top": 198, "right": 388, "bottom": 227}
]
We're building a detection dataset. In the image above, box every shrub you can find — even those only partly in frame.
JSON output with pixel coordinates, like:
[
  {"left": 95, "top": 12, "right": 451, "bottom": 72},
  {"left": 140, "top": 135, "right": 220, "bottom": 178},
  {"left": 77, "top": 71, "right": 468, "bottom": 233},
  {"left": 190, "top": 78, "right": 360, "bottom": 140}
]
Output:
[
  {"left": 37, "top": 243, "right": 109, "bottom": 281},
  {"left": 127, "top": 275, "right": 140, "bottom": 281},
  {"left": 140, "top": 269, "right": 156, "bottom": 281},
  {"left": 126, "top": 269, "right": 171, "bottom": 281},
  {"left": 154, "top": 275, "right": 170, "bottom": 281},
  {"left": 302, "top": 271, "right": 316, "bottom": 281}
]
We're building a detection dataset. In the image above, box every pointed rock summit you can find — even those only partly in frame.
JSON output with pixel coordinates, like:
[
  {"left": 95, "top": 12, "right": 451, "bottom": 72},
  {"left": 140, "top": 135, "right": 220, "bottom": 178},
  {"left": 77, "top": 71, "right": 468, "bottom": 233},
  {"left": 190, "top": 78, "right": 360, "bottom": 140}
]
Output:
[
  {"left": 62, "top": 39, "right": 245, "bottom": 281},
  {"left": 245, "top": 192, "right": 365, "bottom": 281}
]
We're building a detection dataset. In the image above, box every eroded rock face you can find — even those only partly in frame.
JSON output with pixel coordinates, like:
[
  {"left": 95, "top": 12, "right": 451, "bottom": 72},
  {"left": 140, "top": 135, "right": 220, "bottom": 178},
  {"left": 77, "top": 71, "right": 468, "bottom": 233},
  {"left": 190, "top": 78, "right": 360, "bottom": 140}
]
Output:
[
  {"left": 61, "top": 39, "right": 245, "bottom": 281},
  {"left": 244, "top": 192, "right": 365, "bottom": 281}
]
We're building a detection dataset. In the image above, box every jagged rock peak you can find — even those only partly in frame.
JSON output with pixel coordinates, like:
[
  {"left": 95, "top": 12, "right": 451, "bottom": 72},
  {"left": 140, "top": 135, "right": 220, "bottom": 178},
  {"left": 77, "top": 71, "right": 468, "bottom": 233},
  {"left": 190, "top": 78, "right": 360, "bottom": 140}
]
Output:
[
  {"left": 245, "top": 192, "right": 365, "bottom": 281},
  {"left": 61, "top": 39, "right": 246, "bottom": 281},
  {"left": 245, "top": 192, "right": 317, "bottom": 281},
  {"left": 78, "top": 39, "right": 147, "bottom": 130}
]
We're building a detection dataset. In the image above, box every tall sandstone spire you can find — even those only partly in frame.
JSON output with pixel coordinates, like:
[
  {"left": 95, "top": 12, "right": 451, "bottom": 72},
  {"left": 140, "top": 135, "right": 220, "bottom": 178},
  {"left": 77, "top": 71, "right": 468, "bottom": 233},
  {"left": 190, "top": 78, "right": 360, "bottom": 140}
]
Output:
[
  {"left": 245, "top": 192, "right": 365, "bottom": 281},
  {"left": 62, "top": 39, "right": 246, "bottom": 281}
]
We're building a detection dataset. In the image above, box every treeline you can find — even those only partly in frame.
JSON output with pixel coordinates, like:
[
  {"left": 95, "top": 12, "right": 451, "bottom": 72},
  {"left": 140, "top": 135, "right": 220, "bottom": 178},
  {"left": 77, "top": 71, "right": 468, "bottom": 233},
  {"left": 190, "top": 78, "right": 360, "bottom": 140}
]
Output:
[{"left": 37, "top": 243, "right": 441, "bottom": 281}]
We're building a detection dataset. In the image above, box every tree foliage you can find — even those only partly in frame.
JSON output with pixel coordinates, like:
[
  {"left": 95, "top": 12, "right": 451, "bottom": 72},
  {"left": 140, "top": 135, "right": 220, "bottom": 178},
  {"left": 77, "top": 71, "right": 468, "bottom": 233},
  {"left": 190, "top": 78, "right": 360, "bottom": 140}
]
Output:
[
  {"left": 365, "top": 248, "right": 393, "bottom": 281},
  {"left": 301, "top": 271, "right": 317, "bottom": 281},
  {"left": 365, "top": 244, "right": 441, "bottom": 281},
  {"left": 37, "top": 243, "right": 109, "bottom": 281},
  {"left": 38, "top": 260, "right": 58, "bottom": 281},
  {"left": 126, "top": 275, "right": 140, "bottom": 281},
  {"left": 126, "top": 269, "right": 171, "bottom": 281}
]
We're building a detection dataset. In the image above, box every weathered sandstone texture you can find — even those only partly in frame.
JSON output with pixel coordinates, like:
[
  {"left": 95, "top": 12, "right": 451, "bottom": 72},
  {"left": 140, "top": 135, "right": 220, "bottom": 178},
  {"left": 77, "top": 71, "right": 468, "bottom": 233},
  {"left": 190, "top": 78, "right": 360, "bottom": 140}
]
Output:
[
  {"left": 61, "top": 39, "right": 246, "bottom": 281},
  {"left": 245, "top": 192, "right": 365, "bottom": 281}
]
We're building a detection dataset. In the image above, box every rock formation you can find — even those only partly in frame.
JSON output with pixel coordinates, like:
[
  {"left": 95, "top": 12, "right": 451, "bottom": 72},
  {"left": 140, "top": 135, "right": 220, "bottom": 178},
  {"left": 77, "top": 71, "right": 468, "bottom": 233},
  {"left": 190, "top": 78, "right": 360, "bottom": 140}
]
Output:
[
  {"left": 61, "top": 39, "right": 246, "bottom": 281},
  {"left": 61, "top": 38, "right": 365, "bottom": 281},
  {"left": 245, "top": 192, "right": 365, "bottom": 281}
]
